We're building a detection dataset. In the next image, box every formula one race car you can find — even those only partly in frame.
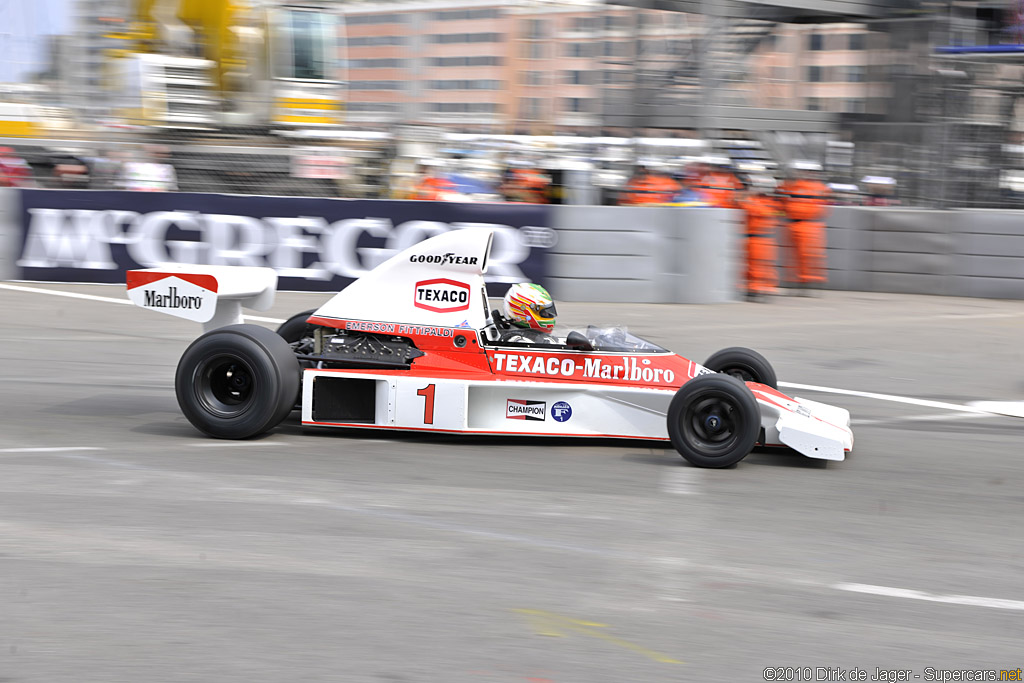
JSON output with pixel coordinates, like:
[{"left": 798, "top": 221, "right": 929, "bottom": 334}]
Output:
[{"left": 126, "top": 228, "right": 853, "bottom": 468}]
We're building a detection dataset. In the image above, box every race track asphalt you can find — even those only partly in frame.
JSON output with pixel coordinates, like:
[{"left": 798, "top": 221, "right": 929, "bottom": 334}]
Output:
[{"left": 1, "top": 283, "right": 1022, "bottom": 683}]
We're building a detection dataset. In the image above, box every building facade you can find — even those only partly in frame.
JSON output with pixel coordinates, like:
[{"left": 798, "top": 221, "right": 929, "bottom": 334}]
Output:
[{"left": 339, "top": 1, "right": 899, "bottom": 133}]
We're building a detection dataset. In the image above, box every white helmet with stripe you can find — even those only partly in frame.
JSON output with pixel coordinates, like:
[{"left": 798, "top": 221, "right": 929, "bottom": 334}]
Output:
[{"left": 503, "top": 283, "right": 557, "bottom": 331}]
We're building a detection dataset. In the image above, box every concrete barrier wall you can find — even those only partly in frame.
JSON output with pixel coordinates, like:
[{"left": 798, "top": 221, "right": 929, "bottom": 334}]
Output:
[
  {"left": 548, "top": 205, "right": 1024, "bottom": 302},
  {"left": 0, "top": 188, "right": 16, "bottom": 281},
  {"left": 824, "top": 208, "right": 1024, "bottom": 299},
  {"left": 2, "top": 187, "right": 1023, "bottom": 302},
  {"left": 549, "top": 206, "right": 741, "bottom": 304}
]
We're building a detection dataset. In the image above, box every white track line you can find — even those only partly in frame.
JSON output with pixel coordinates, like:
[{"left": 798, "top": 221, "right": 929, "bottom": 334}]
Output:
[
  {"left": 0, "top": 282, "right": 133, "bottom": 305},
  {"left": 780, "top": 381, "right": 991, "bottom": 414},
  {"left": 939, "top": 312, "right": 1021, "bottom": 320},
  {"left": 0, "top": 282, "right": 285, "bottom": 324},
  {"left": 0, "top": 446, "right": 106, "bottom": 453},
  {"left": 835, "top": 583, "right": 1024, "bottom": 611},
  {"left": 190, "top": 441, "right": 291, "bottom": 448},
  {"left": 242, "top": 314, "right": 286, "bottom": 324},
  {"left": 967, "top": 401, "right": 1024, "bottom": 418},
  {"left": 851, "top": 412, "right": 1001, "bottom": 426}
]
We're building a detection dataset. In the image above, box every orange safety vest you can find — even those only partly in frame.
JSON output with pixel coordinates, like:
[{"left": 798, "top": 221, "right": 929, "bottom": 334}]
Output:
[
  {"left": 504, "top": 168, "right": 549, "bottom": 203},
  {"left": 742, "top": 194, "right": 781, "bottom": 236},
  {"left": 778, "top": 179, "right": 831, "bottom": 221},
  {"left": 696, "top": 171, "right": 742, "bottom": 209},
  {"left": 620, "top": 174, "right": 680, "bottom": 205},
  {"left": 412, "top": 176, "right": 458, "bottom": 201}
]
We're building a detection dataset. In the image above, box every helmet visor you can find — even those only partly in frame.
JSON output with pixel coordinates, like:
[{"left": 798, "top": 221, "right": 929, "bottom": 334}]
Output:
[{"left": 533, "top": 302, "right": 557, "bottom": 320}]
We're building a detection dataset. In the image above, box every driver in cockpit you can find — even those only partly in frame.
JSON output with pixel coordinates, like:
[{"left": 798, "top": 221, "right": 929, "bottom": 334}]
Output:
[{"left": 496, "top": 283, "right": 560, "bottom": 345}]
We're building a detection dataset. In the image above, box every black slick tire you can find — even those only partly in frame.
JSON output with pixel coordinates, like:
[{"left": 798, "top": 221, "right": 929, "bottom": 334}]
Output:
[
  {"left": 702, "top": 347, "right": 777, "bottom": 389},
  {"left": 276, "top": 309, "right": 319, "bottom": 344},
  {"left": 667, "top": 374, "right": 761, "bottom": 468},
  {"left": 175, "top": 324, "right": 300, "bottom": 439}
]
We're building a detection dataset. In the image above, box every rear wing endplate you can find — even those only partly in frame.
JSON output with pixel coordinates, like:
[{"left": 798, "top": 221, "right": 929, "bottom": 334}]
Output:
[{"left": 126, "top": 266, "right": 277, "bottom": 333}]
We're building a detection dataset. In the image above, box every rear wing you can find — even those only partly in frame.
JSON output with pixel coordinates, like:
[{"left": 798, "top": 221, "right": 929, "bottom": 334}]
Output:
[{"left": 126, "top": 266, "right": 277, "bottom": 333}]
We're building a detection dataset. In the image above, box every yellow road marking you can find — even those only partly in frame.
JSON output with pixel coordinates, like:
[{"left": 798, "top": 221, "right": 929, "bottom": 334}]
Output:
[{"left": 512, "top": 609, "right": 682, "bottom": 664}]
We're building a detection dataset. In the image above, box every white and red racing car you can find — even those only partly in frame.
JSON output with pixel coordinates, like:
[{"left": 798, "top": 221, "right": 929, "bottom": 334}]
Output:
[{"left": 126, "top": 228, "right": 853, "bottom": 468}]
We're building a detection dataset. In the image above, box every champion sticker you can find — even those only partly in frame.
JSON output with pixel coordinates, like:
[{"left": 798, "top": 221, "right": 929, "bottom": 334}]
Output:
[{"left": 506, "top": 399, "right": 546, "bottom": 421}]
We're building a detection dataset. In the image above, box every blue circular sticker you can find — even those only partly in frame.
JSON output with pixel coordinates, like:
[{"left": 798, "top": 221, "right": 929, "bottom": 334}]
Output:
[{"left": 551, "top": 401, "right": 572, "bottom": 422}]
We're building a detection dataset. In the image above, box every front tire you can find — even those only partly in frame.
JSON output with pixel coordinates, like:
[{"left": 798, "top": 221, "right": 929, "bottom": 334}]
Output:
[
  {"left": 703, "top": 347, "right": 777, "bottom": 389},
  {"left": 667, "top": 374, "right": 760, "bottom": 468},
  {"left": 175, "top": 324, "right": 300, "bottom": 439}
]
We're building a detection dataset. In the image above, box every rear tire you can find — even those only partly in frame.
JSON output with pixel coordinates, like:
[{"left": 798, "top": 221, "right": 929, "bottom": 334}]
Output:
[
  {"left": 703, "top": 347, "right": 777, "bottom": 389},
  {"left": 276, "top": 309, "right": 319, "bottom": 344},
  {"left": 667, "top": 374, "right": 760, "bottom": 468},
  {"left": 175, "top": 324, "right": 300, "bottom": 439}
]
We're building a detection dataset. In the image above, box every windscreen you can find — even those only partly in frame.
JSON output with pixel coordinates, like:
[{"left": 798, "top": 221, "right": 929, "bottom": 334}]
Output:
[{"left": 581, "top": 326, "right": 667, "bottom": 353}]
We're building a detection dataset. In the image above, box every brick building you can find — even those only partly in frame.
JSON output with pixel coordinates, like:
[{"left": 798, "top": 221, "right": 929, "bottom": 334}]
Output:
[{"left": 340, "top": 1, "right": 878, "bottom": 132}]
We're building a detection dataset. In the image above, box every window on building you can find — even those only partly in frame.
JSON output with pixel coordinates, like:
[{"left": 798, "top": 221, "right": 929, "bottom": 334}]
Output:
[
  {"left": 346, "top": 102, "right": 400, "bottom": 112},
  {"left": 603, "top": 41, "right": 627, "bottom": 57},
  {"left": 431, "top": 8, "right": 501, "bottom": 21},
  {"left": 771, "top": 66, "right": 787, "bottom": 81},
  {"left": 849, "top": 33, "right": 865, "bottom": 50},
  {"left": 428, "top": 102, "right": 502, "bottom": 113},
  {"left": 565, "top": 43, "right": 591, "bottom": 58},
  {"left": 808, "top": 65, "right": 822, "bottom": 82},
  {"left": 348, "top": 35, "right": 406, "bottom": 47},
  {"left": 345, "top": 13, "right": 404, "bottom": 25},
  {"left": 522, "top": 19, "right": 548, "bottom": 40},
  {"left": 526, "top": 42, "right": 545, "bottom": 59},
  {"left": 519, "top": 97, "right": 542, "bottom": 119},
  {"left": 808, "top": 33, "right": 823, "bottom": 51},
  {"left": 430, "top": 33, "right": 502, "bottom": 44},
  {"left": 349, "top": 81, "right": 403, "bottom": 90},
  {"left": 806, "top": 97, "right": 822, "bottom": 111},
  {"left": 349, "top": 58, "right": 407, "bottom": 69},
  {"left": 603, "top": 70, "right": 627, "bottom": 85},
  {"left": 563, "top": 97, "right": 593, "bottom": 113},
  {"left": 667, "top": 39, "right": 686, "bottom": 55},
  {"left": 573, "top": 17, "right": 595, "bottom": 32},
  {"left": 846, "top": 66, "right": 865, "bottom": 82},
  {"left": 427, "top": 80, "right": 502, "bottom": 90},
  {"left": 431, "top": 56, "right": 502, "bottom": 67},
  {"left": 604, "top": 15, "right": 626, "bottom": 31},
  {"left": 564, "top": 70, "right": 589, "bottom": 85},
  {"left": 844, "top": 98, "right": 866, "bottom": 113},
  {"left": 521, "top": 71, "right": 544, "bottom": 86}
]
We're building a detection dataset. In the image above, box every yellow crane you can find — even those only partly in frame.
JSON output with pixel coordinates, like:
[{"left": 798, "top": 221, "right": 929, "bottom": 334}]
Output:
[{"left": 110, "top": 0, "right": 344, "bottom": 130}]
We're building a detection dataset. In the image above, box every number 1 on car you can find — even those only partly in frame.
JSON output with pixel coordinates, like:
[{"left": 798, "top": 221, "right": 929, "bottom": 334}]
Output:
[{"left": 416, "top": 384, "right": 435, "bottom": 424}]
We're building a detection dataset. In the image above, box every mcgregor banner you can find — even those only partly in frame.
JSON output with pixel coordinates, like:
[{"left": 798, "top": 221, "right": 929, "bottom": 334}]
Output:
[{"left": 14, "top": 190, "right": 555, "bottom": 292}]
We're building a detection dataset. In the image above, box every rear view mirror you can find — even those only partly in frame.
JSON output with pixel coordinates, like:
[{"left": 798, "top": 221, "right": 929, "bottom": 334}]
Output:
[{"left": 566, "top": 330, "right": 594, "bottom": 351}]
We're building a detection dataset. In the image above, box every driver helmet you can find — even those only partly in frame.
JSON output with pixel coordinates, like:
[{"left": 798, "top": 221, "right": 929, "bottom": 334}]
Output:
[{"left": 503, "top": 283, "right": 556, "bottom": 331}]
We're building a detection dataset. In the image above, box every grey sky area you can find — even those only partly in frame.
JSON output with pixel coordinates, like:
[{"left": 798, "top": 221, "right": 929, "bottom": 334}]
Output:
[{"left": 0, "top": 0, "right": 71, "bottom": 82}]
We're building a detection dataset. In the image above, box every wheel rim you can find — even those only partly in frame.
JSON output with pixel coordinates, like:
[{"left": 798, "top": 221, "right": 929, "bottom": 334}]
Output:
[
  {"left": 722, "top": 365, "right": 755, "bottom": 383},
  {"left": 681, "top": 391, "right": 742, "bottom": 455},
  {"left": 196, "top": 354, "right": 257, "bottom": 418}
]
